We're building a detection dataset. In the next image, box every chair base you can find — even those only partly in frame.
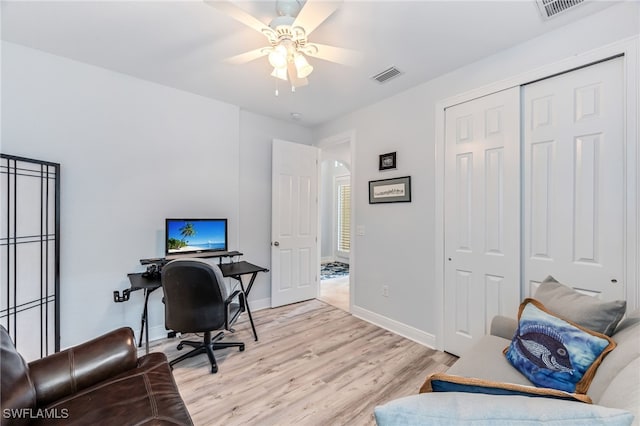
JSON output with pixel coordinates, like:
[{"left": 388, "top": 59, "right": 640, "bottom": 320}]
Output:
[{"left": 169, "top": 331, "right": 244, "bottom": 373}]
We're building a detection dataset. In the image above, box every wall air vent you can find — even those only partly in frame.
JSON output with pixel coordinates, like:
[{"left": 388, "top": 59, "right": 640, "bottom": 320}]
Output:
[
  {"left": 536, "top": 0, "right": 585, "bottom": 19},
  {"left": 371, "top": 66, "right": 403, "bottom": 84}
]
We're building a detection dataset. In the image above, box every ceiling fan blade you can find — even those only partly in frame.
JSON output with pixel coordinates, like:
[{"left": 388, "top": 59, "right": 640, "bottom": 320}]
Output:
[
  {"left": 303, "top": 43, "right": 362, "bottom": 67},
  {"left": 224, "top": 47, "right": 270, "bottom": 65},
  {"left": 204, "top": 0, "right": 275, "bottom": 40},
  {"left": 292, "top": 0, "right": 342, "bottom": 36},
  {"left": 287, "top": 62, "right": 309, "bottom": 88}
]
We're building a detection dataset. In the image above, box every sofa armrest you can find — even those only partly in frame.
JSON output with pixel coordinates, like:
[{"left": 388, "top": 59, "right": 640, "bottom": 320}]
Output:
[
  {"left": 28, "top": 327, "right": 139, "bottom": 406},
  {"left": 490, "top": 316, "right": 517, "bottom": 340}
]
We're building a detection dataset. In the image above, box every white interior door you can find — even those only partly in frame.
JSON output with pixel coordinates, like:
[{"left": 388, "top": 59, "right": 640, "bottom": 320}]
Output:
[
  {"left": 271, "top": 139, "right": 320, "bottom": 308},
  {"left": 444, "top": 87, "right": 521, "bottom": 356},
  {"left": 523, "top": 57, "right": 625, "bottom": 300}
]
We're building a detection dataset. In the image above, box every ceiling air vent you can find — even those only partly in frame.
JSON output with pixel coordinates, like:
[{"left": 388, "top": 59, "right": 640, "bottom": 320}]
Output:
[
  {"left": 371, "top": 66, "right": 403, "bottom": 84},
  {"left": 536, "top": 0, "right": 585, "bottom": 19}
]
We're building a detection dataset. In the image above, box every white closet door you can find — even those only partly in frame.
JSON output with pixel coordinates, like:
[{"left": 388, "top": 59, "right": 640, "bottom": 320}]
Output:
[
  {"left": 523, "top": 57, "right": 624, "bottom": 300},
  {"left": 444, "top": 87, "right": 521, "bottom": 356}
]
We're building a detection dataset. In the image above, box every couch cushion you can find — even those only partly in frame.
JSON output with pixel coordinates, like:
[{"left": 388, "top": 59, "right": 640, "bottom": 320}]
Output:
[
  {"left": 597, "top": 357, "right": 640, "bottom": 421},
  {"left": 446, "top": 335, "right": 532, "bottom": 386},
  {"left": 505, "top": 299, "right": 615, "bottom": 394},
  {"left": 374, "top": 392, "right": 635, "bottom": 426},
  {"left": 490, "top": 315, "right": 518, "bottom": 340},
  {"left": 613, "top": 309, "right": 640, "bottom": 334},
  {"left": 588, "top": 309, "right": 640, "bottom": 404},
  {"left": 33, "top": 353, "right": 192, "bottom": 426},
  {"left": 0, "top": 326, "right": 36, "bottom": 426},
  {"left": 535, "top": 276, "right": 626, "bottom": 336}
]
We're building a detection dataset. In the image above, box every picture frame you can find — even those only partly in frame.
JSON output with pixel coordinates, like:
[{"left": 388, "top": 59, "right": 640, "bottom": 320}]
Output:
[
  {"left": 369, "top": 176, "right": 411, "bottom": 204},
  {"left": 379, "top": 152, "right": 397, "bottom": 171}
]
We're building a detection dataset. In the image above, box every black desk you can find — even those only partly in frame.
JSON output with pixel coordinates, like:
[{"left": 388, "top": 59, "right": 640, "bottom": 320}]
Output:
[
  {"left": 218, "top": 261, "right": 269, "bottom": 343},
  {"left": 115, "top": 261, "right": 268, "bottom": 353}
]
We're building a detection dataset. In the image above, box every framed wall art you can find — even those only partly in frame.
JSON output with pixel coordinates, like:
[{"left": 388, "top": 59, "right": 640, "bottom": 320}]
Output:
[
  {"left": 379, "top": 152, "right": 397, "bottom": 171},
  {"left": 369, "top": 176, "right": 411, "bottom": 204}
]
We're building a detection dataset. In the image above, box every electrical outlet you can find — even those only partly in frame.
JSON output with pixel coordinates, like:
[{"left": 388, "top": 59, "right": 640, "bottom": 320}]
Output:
[{"left": 382, "top": 285, "right": 389, "bottom": 297}]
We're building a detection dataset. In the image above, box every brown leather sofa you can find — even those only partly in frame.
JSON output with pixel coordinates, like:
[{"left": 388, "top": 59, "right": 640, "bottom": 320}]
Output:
[{"left": 1, "top": 326, "right": 192, "bottom": 425}]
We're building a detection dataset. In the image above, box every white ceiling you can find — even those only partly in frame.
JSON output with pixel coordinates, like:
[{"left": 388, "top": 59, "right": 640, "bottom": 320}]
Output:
[{"left": 1, "top": 0, "right": 618, "bottom": 127}]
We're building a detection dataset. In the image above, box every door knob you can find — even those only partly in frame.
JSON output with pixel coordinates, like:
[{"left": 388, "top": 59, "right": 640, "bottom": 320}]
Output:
[{"left": 273, "top": 241, "right": 280, "bottom": 247}]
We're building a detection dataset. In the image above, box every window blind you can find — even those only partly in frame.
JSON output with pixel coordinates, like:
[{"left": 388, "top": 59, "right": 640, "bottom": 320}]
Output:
[{"left": 337, "top": 183, "right": 351, "bottom": 252}]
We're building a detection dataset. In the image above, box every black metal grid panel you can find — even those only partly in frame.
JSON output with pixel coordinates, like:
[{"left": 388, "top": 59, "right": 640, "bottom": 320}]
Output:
[{"left": 0, "top": 154, "right": 60, "bottom": 359}]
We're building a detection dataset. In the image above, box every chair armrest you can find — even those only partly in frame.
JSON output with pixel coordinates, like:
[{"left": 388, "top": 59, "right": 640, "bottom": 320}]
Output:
[
  {"left": 28, "top": 327, "right": 138, "bottom": 406},
  {"left": 224, "top": 290, "right": 246, "bottom": 330},
  {"left": 490, "top": 316, "right": 518, "bottom": 339}
]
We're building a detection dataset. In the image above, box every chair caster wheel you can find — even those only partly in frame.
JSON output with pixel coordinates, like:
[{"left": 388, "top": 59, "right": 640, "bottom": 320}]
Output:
[
  {"left": 177, "top": 343, "right": 184, "bottom": 350},
  {"left": 239, "top": 344, "right": 245, "bottom": 352},
  {"left": 211, "top": 365, "right": 218, "bottom": 374}
]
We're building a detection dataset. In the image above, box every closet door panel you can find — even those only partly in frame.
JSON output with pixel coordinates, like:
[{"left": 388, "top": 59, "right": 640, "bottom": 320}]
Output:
[
  {"left": 523, "top": 57, "right": 624, "bottom": 301},
  {"left": 529, "top": 141, "right": 553, "bottom": 259},
  {"left": 444, "top": 87, "right": 520, "bottom": 356}
]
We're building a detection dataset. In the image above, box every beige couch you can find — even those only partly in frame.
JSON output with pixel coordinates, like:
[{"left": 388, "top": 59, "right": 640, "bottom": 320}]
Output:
[{"left": 375, "top": 279, "right": 639, "bottom": 426}]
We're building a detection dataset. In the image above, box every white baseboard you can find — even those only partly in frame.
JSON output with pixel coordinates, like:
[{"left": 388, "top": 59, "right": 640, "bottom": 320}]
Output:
[
  {"left": 248, "top": 297, "right": 271, "bottom": 312},
  {"left": 350, "top": 305, "right": 437, "bottom": 349},
  {"left": 146, "top": 301, "right": 435, "bottom": 349},
  {"left": 146, "top": 324, "right": 170, "bottom": 344}
]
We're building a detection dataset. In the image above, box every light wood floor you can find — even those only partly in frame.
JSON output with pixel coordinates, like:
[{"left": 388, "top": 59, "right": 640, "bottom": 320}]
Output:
[
  {"left": 318, "top": 276, "right": 350, "bottom": 312},
  {"left": 145, "top": 299, "right": 457, "bottom": 426}
]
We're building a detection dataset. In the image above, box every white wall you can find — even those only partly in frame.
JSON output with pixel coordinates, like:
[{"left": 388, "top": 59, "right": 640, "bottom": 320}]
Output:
[
  {"left": 312, "top": 2, "right": 640, "bottom": 346},
  {"left": 0, "top": 41, "right": 309, "bottom": 347},
  {"left": 238, "top": 111, "right": 312, "bottom": 308}
]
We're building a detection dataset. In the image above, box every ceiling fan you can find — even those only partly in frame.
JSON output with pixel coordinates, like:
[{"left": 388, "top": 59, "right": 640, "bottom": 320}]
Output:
[{"left": 204, "top": 0, "right": 360, "bottom": 90}]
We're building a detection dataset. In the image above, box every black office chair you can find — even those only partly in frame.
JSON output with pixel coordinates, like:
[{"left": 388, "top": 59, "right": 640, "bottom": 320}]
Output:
[{"left": 161, "top": 258, "right": 245, "bottom": 373}]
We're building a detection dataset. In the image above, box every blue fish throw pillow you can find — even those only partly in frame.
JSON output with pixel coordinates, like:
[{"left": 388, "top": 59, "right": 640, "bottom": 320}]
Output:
[{"left": 504, "top": 298, "right": 616, "bottom": 394}]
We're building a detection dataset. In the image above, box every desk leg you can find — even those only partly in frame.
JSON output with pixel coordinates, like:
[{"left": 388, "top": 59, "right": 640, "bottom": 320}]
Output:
[
  {"left": 145, "top": 307, "right": 150, "bottom": 355},
  {"left": 138, "top": 289, "right": 151, "bottom": 354},
  {"left": 234, "top": 273, "right": 258, "bottom": 342}
]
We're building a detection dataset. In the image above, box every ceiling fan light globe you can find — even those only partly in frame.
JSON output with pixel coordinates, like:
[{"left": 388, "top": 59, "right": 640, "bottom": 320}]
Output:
[
  {"left": 271, "top": 67, "right": 288, "bottom": 81},
  {"left": 268, "top": 44, "right": 289, "bottom": 69},
  {"left": 294, "top": 53, "right": 313, "bottom": 78}
]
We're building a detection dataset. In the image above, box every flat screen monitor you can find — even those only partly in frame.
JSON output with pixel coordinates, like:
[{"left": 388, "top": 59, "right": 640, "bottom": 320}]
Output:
[{"left": 165, "top": 218, "right": 228, "bottom": 257}]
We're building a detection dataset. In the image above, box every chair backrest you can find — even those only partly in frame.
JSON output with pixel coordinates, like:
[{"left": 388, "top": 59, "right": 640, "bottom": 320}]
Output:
[{"left": 161, "top": 258, "right": 229, "bottom": 333}]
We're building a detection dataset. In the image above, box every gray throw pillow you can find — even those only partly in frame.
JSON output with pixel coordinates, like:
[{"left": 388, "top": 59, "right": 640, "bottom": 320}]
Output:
[{"left": 534, "top": 276, "right": 626, "bottom": 336}]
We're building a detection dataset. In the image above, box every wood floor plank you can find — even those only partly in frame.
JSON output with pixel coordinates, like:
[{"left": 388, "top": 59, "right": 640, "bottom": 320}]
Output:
[{"left": 144, "top": 299, "right": 457, "bottom": 426}]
